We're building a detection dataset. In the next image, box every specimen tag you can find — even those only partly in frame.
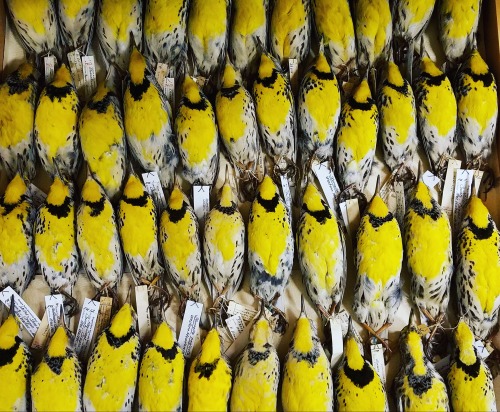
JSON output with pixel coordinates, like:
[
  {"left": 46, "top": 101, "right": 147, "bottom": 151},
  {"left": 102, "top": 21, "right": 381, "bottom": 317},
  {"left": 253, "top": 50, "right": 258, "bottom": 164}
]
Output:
[
  {"left": 474, "top": 340, "right": 493, "bottom": 359},
  {"left": 163, "top": 77, "right": 175, "bottom": 108},
  {"left": 312, "top": 161, "right": 340, "bottom": 210},
  {"left": 29, "top": 184, "right": 47, "bottom": 208},
  {"left": 441, "top": 159, "right": 462, "bottom": 225},
  {"left": 67, "top": 50, "right": 85, "bottom": 93},
  {"left": 44, "top": 294, "right": 64, "bottom": 335},
  {"left": 371, "top": 343, "right": 386, "bottom": 384},
  {"left": 280, "top": 175, "right": 293, "bottom": 216},
  {"left": 452, "top": 170, "right": 483, "bottom": 236},
  {"left": 339, "top": 199, "right": 360, "bottom": 239},
  {"left": 178, "top": 300, "right": 203, "bottom": 358},
  {"left": 44, "top": 55, "right": 56, "bottom": 83},
  {"left": 226, "top": 301, "right": 257, "bottom": 321},
  {"left": 82, "top": 55, "right": 97, "bottom": 99},
  {"left": 135, "top": 285, "right": 152, "bottom": 341},
  {"left": 155, "top": 63, "right": 169, "bottom": 85},
  {"left": 226, "top": 314, "right": 245, "bottom": 340},
  {"left": 31, "top": 311, "right": 50, "bottom": 349},
  {"left": 93, "top": 296, "right": 113, "bottom": 339},
  {"left": 193, "top": 185, "right": 211, "bottom": 226},
  {"left": 394, "top": 181, "right": 405, "bottom": 227},
  {"left": 74, "top": 298, "right": 100, "bottom": 359},
  {"left": 0, "top": 287, "right": 40, "bottom": 336},
  {"left": 330, "top": 317, "right": 344, "bottom": 367},
  {"left": 422, "top": 171, "right": 440, "bottom": 190},
  {"left": 288, "top": 58, "right": 299, "bottom": 92},
  {"left": 142, "top": 172, "right": 167, "bottom": 211}
]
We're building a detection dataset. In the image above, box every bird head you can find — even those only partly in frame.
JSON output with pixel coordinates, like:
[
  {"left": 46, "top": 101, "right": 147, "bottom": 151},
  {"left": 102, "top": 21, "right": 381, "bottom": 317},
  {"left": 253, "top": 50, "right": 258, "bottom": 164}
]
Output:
[
  {"left": 345, "top": 318, "right": 364, "bottom": 370},
  {"left": 81, "top": 173, "right": 105, "bottom": 204},
  {"left": 386, "top": 60, "right": 404, "bottom": 88},
  {"left": 221, "top": 58, "right": 242, "bottom": 89},
  {"left": 258, "top": 52, "right": 278, "bottom": 80},
  {"left": 313, "top": 47, "right": 331, "bottom": 75},
  {"left": 257, "top": 175, "right": 278, "bottom": 201},
  {"left": 123, "top": 173, "right": 146, "bottom": 200},
  {"left": 182, "top": 75, "right": 203, "bottom": 104},
  {"left": 465, "top": 190, "right": 490, "bottom": 229},
  {"left": 168, "top": 183, "right": 188, "bottom": 211},
  {"left": 46, "top": 176, "right": 71, "bottom": 207},
  {"left": 199, "top": 328, "right": 222, "bottom": 364},
  {"left": 420, "top": 57, "right": 443, "bottom": 77},
  {"left": 399, "top": 311, "right": 427, "bottom": 376},
  {"left": 109, "top": 303, "right": 137, "bottom": 338},
  {"left": 219, "top": 165, "right": 235, "bottom": 208},
  {"left": 454, "top": 319, "right": 477, "bottom": 366},
  {"left": 47, "top": 325, "right": 73, "bottom": 358},
  {"left": 3, "top": 174, "right": 28, "bottom": 205},
  {"left": 292, "top": 296, "right": 315, "bottom": 354},
  {"left": 52, "top": 64, "right": 73, "bottom": 88},
  {"left": 367, "top": 178, "right": 390, "bottom": 219},
  {"left": 250, "top": 302, "right": 273, "bottom": 348},
  {"left": 151, "top": 321, "right": 177, "bottom": 350},
  {"left": 0, "top": 307, "right": 20, "bottom": 350},
  {"left": 17, "top": 61, "right": 38, "bottom": 82},
  {"left": 129, "top": 46, "right": 147, "bottom": 85},
  {"left": 302, "top": 181, "right": 327, "bottom": 213},
  {"left": 352, "top": 78, "right": 372, "bottom": 104}
]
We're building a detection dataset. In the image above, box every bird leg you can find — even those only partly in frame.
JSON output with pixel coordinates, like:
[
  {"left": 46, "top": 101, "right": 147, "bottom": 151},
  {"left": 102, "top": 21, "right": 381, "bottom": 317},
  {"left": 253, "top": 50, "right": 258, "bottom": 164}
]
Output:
[
  {"left": 361, "top": 322, "right": 392, "bottom": 352},
  {"left": 58, "top": 288, "right": 78, "bottom": 318}
]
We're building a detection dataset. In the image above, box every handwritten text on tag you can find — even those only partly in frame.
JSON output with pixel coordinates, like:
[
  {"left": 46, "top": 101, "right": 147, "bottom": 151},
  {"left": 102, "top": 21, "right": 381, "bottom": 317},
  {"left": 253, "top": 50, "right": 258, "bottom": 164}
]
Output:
[
  {"left": 178, "top": 300, "right": 203, "bottom": 358},
  {"left": 193, "top": 186, "right": 210, "bottom": 225},
  {"left": 45, "top": 294, "right": 64, "bottom": 334},
  {"left": 74, "top": 298, "right": 100, "bottom": 359}
]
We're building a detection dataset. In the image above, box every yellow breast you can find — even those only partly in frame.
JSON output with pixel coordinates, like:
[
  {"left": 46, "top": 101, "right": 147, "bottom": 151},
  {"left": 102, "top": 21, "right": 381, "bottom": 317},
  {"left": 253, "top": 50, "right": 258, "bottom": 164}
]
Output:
[
  {"left": 0, "top": 84, "right": 34, "bottom": 148},
  {"left": 119, "top": 198, "right": 156, "bottom": 258},
  {"left": 100, "top": 0, "right": 138, "bottom": 41}
]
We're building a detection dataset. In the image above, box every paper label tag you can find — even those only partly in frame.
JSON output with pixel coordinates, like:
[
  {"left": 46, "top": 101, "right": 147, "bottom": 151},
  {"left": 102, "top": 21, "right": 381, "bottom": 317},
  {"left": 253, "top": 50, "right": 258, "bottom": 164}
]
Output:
[
  {"left": 225, "top": 314, "right": 245, "bottom": 340},
  {"left": 135, "top": 285, "right": 152, "bottom": 341},
  {"left": 370, "top": 343, "right": 386, "bottom": 383},
  {"left": 394, "top": 181, "right": 405, "bottom": 227},
  {"left": 312, "top": 161, "right": 340, "bottom": 210},
  {"left": 453, "top": 170, "right": 483, "bottom": 236},
  {"left": 0, "top": 287, "right": 40, "bottom": 336},
  {"left": 474, "top": 340, "right": 493, "bottom": 359},
  {"left": 44, "top": 294, "right": 64, "bottom": 335},
  {"left": 44, "top": 55, "right": 56, "bottom": 83},
  {"left": 280, "top": 175, "right": 292, "bottom": 215},
  {"left": 340, "top": 199, "right": 360, "bottom": 239},
  {"left": 81, "top": 55, "right": 97, "bottom": 99},
  {"left": 163, "top": 77, "right": 175, "bottom": 108},
  {"left": 74, "top": 298, "right": 100, "bottom": 359},
  {"left": 155, "top": 63, "right": 169, "bottom": 85},
  {"left": 67, "top": 50, "right": 85, "bottom": 92},
  {"left": 29, "top": 184, "right": 47, "bottom": 208},
  {"left": 441, "top": 159, "right": 462, "bottom": 225},
  {"left": 330, "top": 317, "right": 344, "bottom": 367},
  {"left": 288, "top": 58, "right": 299, "bottom": 92},
  {"left": 422, "top": 171, "right": 440, "bottom": 190},
  {"left": 93, "top": 296, "right": 113, "bottom": 339},
  {"left": 226, "top": 301, "right": 257, "bottom": 321},
  {"left": 30, "top": 311, "right": 50, "bottom": 349},
  {"left": 193, "top": 186, "right": 210, "bottom": 225},
  {"left": 142, "top": 172, "right": 167, "bottom": 211},
  {"left": 178, "top": 300, "right": 203, "bottom": 358}
]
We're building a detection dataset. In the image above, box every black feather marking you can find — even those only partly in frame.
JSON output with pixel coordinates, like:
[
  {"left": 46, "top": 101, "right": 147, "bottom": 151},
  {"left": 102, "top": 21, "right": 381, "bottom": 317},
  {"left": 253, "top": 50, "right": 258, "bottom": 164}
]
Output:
[
  {"left": 221, "top": 85, "right": 240, "bottom": 99},
  {"left": 151, "top": 342, "right": 179, "bottom": 361},
  {"left": 303, "top": 203, "right": 331, "bottom": 223},
  {"left": 84, "top": 197, "right": 105, "bottom": 217},
  {"left": 167, "top": 203, "right": 187, "bottom": 223},
  {"left": 344, "top": 361, "right": 374, "bottom": 388},
  {"left": 368, "top": 212, "right": 393, "bottom": 228},
  {"left": 46, "top": 84, "right": 73, "bottom": 101},
  {"left": 181, "top": 96, "right": 209, "bottom": 111},
  {"left": 407, "top": 373, "right": 433, "bottom": 396},
  {"left": 420, "top": 72, "right": 447, "bottom": 87},
  {"left": 214, "top": 202, "right": 237, "bottom": 215},
  {"left": 46, "top": 196, "right": 72, "bottom": 218},
  {"left": 467, "top": 218, "right": 494, "bottom": 240},
  {"left": 410, "top": 198, "right": 441, "bottom": 221},
  {"left": 129, "top": 78, "right": 150, "bottom": 101},
  {"left": 257, "top": 193, "right": 280, "bottom": 213},
  {"left": 105, "top": 327, "right": 135, "bottom": 348},
  {"left": 123, "top": 193, "right": 149, "bottom": 207},
  {"left": 195, "top": 359, "right": 218, "bottom": 379},
  {"left": 348, "top": 96, "right": 375, "bottom": 111},
  {"left": 455, "top": 348, "right": 481, "bottom": 378},
  {"left": 0, "top": 337, "right": 21, "bottom": 366},
  {"left": 463, "top": 69, "right": 494, "bottom": 88},
  {"left": 256, "top": 69, "right": 279, "bottom": 88},
  {"left": 87, "top": 93, "right": 114, "bottom": 113},
  {"left": 311, "top": 68, "right": 334, "bottom": 81}
]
